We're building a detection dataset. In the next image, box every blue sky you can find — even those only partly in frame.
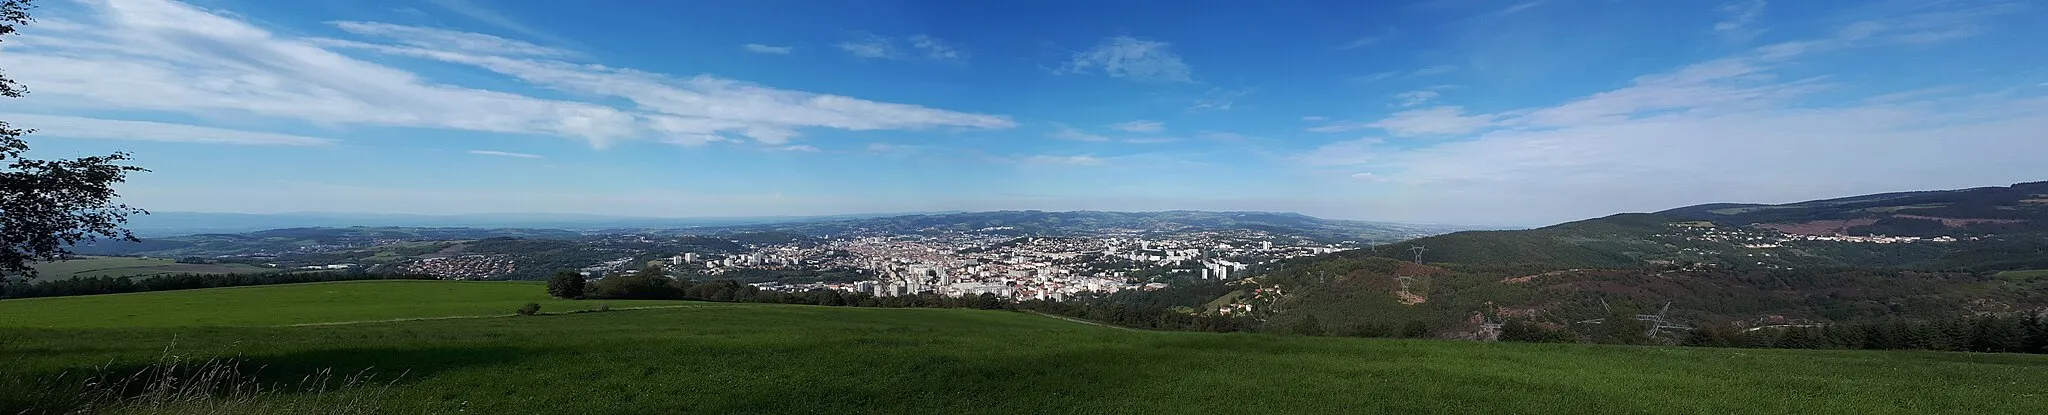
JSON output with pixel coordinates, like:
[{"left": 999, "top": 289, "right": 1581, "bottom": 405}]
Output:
[{"left": 4, "top": 0, "right": 2046, "bottom": 225}]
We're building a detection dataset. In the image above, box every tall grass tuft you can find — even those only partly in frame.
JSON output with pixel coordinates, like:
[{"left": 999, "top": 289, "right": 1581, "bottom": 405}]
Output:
[{"left": 19, "top": 345, "right": 404, "bottom": 415}]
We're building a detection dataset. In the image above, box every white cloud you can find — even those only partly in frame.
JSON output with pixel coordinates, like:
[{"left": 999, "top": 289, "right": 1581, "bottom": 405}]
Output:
[
  {"left": 330, "top": 21, "right": 573, "bottom": 57},
  {"left": 1297, "top": 8, "right": 2048, "bottom": 224},
  {"left": 1048, "top": 123, "right": 1110, "bottom": 141},
  {"left": 1061, "top": 36, "right": 1193, "bottom": 83},
  {"left": 3, "top": 1, "right": 1012, "bottom": 150},
  {"left": 468, "top": 149, "right": 543, "bottom": 158},
  {"left": 1393, "top": 90, "right": 1441, "bottom": 107},
  {"left": 4, "top": 113, "right": 335, "bottom": 146},
  {"left": 778, "top": 145, "right": 820, "bottom": 152},
  {"left": 836, "top": 34, "right": 894, "bottom": 59},
  {"left": 1024, "top": 155, "right": 1106, "bottom": 166},
  {"left": 743, "top": 43, "right": 793, "bottom": 54},
  {"left": 1714, "top": 0, "right": 1768, "bottom": 43},
  {"left": 908, "top": 35, "right": 959, "bottom": 60},
  {"left": 1108, "top": 120, "right": 1165, "bottom": 133}
]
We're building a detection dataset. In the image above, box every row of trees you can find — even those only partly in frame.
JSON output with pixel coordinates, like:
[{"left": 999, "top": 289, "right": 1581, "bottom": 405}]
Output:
[
  {"left": 0, "top": 272, "right": 440, "bottom": 299},
  {"left": 1679, "top": 315, "right": 2048, "bottom": 354}
]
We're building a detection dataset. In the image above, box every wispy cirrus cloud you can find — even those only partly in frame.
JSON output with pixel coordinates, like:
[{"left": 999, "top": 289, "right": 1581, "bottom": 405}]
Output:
[
  {"left": 1298, "top": 4, "right": 2048, "bottom": 224},
  {"left": 1714, "top": 0, "right": 1769, "bottom": 43},
  {"left": 743, "top": 43, "right": 793, "bottom": 54},
  {"left": 1108, "top": 120, "right": 1165, "bottom": 133},
  {"left": 1188, "top": 87, "right": 1252, "bottom": 112},
  {"left": 4, "top": 0, "right": 1013, "bottom": 150},
  {"left": 469, "top": 149, "right": 543, "bottom": 158},
  {"left": 330, "top": 21, "right": 574, "bottom": 57},
  {"left": 836, "top": 34, "right": 895, "bottom": 59},
  {"left": 1024, "top": 155, "right": 1107, "bottom": 166},
  {"left": 1059, "top": 36, "right": 1193, "bottom": 83},
  {"left": 1393, "top": 90, "right": 1441, "bottom": 107},
  {"left": 1335, "top": 28, "right": 1398, "bottom": 50},
  {"left": 421, "top": 0, "right": 576, "bottom": 48},
  {"left": 837, "top": 33, "right": 961, "bottom": 60},
  {"left": 4, "top": 113, "right": 336, "bottom": 146},
  {"left": 908, "top": 35, "right": 960, "bottom": 60},
  {"left": 1048, "top": 123, "right": 1110, "bottom": 142},
  {"left": 1355, "top": 65, "right": 1456, "bottom": 84}
]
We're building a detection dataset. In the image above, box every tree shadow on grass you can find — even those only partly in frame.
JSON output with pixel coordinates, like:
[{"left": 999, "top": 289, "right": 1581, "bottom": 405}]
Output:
[{"left": 2, "top": 345, "right": 546, "bottom": 414}]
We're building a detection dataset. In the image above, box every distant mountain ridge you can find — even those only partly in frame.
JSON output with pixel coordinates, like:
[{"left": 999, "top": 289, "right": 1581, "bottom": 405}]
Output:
[
  {"left": 74, "top": 210, "right": 1482, "bottom": 265},
  {"left": 1350, "top": 181, "right": 2048, "bottom": 270},
  {"left": 1657, "top": 181, "right": 2048, "bottom": 236},
  {"left": 689, "top": 210, "right": 1484, "bottom": 243},
  {"left": 118, "top": 211, "right": 957, "bottom": 236},
  {"left": 1220, "top": 182, "right": 2048, "bottom": 337}
]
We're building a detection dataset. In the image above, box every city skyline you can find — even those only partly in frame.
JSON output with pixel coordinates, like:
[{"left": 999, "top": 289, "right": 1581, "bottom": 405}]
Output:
[{"left": 4, "top": 0, "right": 2046, "bottom": 225}]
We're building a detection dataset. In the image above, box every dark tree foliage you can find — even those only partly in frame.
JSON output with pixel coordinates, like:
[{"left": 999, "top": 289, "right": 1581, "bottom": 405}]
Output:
[
  {"left": 1662, "top": 316, "right": 2048, "bottom": 355},
  {"left": 1499, "top": 320, "right": 1575, "bottom": 343},
  {"left": 1289, "top": 314, "right": 1326, "bottom": 336},
  {"left": 516, "top": 302, "right": 541, "bottom": 316},
  {"left": 588, "top": 270, "right": 682, "bottom": 300},
  {"left": 1, "top": 0, "right": 149, "bottom": 278},
  {"left": 546, "top": 270, "right": 586, "bottom": 299}
]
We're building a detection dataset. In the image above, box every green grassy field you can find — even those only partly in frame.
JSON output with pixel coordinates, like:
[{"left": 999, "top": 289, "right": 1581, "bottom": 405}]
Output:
[
  {"left": 28, "top": 256, "right": 274, "bottom": 279},
  {"left": 0, "top": 280, "right": 695, "bottom": 328},
  {"left": 3, "top": 281, "right": 2045, "bottom": 414},
  {"left": 1995, "top": 269, "right": 2048, "bottom": 280}
]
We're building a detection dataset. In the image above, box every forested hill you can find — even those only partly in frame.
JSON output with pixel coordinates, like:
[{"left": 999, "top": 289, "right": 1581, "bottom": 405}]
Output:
[
  {"left": 1658, "top": 181, "right": 2048, "bottom": 236},
  {"left": 1345, "top": 182, "right": 2048, "bottom": 271}
]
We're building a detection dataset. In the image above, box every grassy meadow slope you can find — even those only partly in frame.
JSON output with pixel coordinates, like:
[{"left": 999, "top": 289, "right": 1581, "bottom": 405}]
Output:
[
  {"left": 28, "top": 256, "right": 273, "bottom": 279},
  {"left": 3, "top": 281, "right": 2046, "bottom": 414},
  {"left": 0, "top": 280, "right": 695, "bottom": 328}
]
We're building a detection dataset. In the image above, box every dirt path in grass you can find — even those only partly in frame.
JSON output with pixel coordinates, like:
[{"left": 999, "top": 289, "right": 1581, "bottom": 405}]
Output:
[{"left": 1023, "top": 310, "right": 1138, "bottom": 331}]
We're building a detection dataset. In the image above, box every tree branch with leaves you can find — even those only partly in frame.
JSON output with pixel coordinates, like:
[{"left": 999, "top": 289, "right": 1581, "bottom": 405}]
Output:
[{"left": 1, "top": 0, "right": 149, "bottom": 278}]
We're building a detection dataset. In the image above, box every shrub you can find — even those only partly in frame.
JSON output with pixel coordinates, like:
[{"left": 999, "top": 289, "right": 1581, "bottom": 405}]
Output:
[
  {"left": 598, "top": 303, "right": 612, "bottom": 312},
  {"left": 516, "top": 303, "right": 542, "bottom": 316}
]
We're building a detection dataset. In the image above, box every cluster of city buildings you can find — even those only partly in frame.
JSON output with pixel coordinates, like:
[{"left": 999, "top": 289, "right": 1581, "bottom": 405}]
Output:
[
  {"left": 401, "top": 254, "right": 515, "bottom": 280},
  {"left": 651, "top": 229, "right": 1355, "bottom": 300},
  {"left": 1666, "top": 222, "right": 1961, "bottom": 248}
]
